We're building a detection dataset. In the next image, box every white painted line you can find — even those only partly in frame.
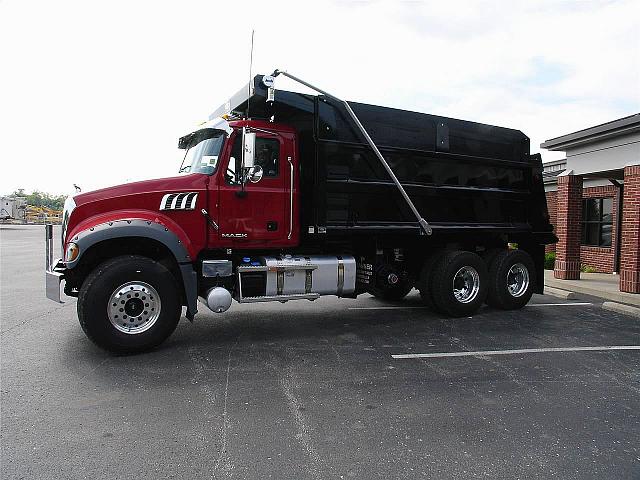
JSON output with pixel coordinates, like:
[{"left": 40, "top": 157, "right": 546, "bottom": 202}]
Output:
[
  {"left": 348, "top": 306, "right": 429, "bottom": 310},
  {"left": 527, "top": 302, "right": 593, "bottom": 307},
  {"left": 392, "top": 345, "right": 640, "bottom": 359},
  {"left": 350, "top": 303, "right": 592, "bottom": 310}
]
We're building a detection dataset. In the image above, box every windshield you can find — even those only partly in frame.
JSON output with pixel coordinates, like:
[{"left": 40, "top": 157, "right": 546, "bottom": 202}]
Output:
[{"left": 179, "top": 129, "right": 225, "bottom": 175}]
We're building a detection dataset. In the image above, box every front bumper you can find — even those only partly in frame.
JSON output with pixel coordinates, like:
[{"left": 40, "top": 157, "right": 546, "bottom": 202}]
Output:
[
  {"left": 46, "top": 263, "right": 65, "bottom": 303},
  {"left": 45, "top": 224, "right": 65, "bottom": 303}
]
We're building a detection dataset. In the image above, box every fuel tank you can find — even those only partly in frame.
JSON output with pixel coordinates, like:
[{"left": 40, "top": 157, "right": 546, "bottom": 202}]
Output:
[{"left": 260, "top": 255, "right": 356, "bottom": 297}]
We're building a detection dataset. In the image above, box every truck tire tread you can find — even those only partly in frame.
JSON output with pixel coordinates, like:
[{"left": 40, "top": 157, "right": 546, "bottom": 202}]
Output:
[
  {"left": 486, "top": 249, "right": 535, "bottom": 310},
  {"left": 418, "top": 250, "right": 449, "bottom": 312},
  {"left": 78, "top": 255, "right": 182, "bottom": 354},
  {"left": 431, "top": 250, "right": 488, "bottom": 317}
]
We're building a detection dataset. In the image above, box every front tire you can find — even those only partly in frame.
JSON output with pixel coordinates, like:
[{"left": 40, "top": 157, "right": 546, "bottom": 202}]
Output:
[
  {"left": 486, "top": 250, "right": 535, "bottom": 310},
  {"left": 78, "top": 255, "right": 182, "bottom": 353},
  {"left": 431, "top": 250, "right": 488, "bottom": 317}
]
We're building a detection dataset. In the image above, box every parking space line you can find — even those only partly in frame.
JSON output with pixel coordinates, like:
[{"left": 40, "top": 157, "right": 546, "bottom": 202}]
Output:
[
  {"left": 392, "top": 345, "right": 640, "bottom": 359},
  {"left": 348, "top": 306, "right": 429, "bottom": 310},
  {"left": 527, "top": 302, "right": 593, "bottom": 307}
]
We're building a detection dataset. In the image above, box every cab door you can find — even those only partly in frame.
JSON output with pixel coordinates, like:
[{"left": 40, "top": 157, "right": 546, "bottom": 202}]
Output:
[{"left": 217, "top": 130, "right": 289, "bottom": 247}]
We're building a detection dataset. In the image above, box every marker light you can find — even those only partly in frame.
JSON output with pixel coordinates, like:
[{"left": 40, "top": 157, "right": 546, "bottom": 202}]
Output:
[{"left": 65, "top": 242, "right": 80, "bottom": 262}]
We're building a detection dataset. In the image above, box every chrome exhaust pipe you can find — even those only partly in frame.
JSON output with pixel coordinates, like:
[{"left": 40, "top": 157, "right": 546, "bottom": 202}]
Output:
[{"left": 45, "top": 224, "right": 54, "bottom": 271}]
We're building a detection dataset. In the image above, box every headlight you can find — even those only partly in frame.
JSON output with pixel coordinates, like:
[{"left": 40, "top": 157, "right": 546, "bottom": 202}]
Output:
[{"left": 65, "top": 242, "right": 80, "bottom": 262}]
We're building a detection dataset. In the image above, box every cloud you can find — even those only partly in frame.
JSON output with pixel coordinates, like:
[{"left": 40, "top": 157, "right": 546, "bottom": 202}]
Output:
[{"left": 0, "top": 0, "right": 638, "bottom": 194}]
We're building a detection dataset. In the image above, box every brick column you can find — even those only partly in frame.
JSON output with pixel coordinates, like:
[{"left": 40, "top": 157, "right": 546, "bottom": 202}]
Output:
[
  {"left": 554, "top": 174, "right": 582, "bottom": 280},
  {"left": 620, "top": 165, "right": 640, "bottom": 293}
]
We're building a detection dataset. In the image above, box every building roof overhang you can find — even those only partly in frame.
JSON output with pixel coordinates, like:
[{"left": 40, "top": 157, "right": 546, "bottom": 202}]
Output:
[{"left": 540, "top": 113, "right": 640, "bottom": 151}]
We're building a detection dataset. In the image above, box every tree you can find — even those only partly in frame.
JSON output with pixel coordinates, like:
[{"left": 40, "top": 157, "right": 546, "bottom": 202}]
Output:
[{"left": 9, "top": 190, "right": 66, "bottom": 210}]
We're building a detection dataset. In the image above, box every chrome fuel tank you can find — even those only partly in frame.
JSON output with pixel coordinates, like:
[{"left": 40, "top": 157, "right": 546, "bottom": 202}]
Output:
[{"left": 262, "top": 255, "right": 356, "bottom": 297}]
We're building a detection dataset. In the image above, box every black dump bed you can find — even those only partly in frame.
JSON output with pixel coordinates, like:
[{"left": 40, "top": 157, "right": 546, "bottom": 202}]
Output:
[{"left": 216, "top": 75, "right": 555, "bottom": 244}]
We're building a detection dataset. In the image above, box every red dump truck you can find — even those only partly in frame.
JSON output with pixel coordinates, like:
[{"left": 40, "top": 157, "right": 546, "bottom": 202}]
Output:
[{"left": 45, "top": 71, "right": 556, "bottom": 353}]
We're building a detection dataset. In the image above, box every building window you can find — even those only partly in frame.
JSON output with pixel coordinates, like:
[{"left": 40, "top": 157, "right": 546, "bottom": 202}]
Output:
[{"left": 581, "top": 197, "right": 613, "bottom": 247}]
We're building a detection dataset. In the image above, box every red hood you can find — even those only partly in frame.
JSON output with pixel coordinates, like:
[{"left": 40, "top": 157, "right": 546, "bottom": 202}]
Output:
[
  {"left": 65, "top": 173, "right": 209, "bottom": 255},
  {"left": 73, "top": 174, "right": 207, "bottom": 210}
]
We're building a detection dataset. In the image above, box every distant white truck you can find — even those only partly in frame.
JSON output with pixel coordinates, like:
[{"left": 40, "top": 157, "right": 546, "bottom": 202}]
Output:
[{"left": 0, "top": 196, "right": 26, "bottom": 221}]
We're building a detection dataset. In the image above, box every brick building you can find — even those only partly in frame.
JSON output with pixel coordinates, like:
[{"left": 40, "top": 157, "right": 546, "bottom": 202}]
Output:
[{"left": 541, "top": 113, "right": 640, "bottom": 292}]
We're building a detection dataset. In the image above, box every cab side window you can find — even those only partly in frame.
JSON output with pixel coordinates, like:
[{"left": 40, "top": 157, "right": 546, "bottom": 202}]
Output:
[
  {"left": 226, "top": 134, "right": 280, "bottom": 185},
  {"left": 255, "top": 138, "right": 280, "bottom": 177}
]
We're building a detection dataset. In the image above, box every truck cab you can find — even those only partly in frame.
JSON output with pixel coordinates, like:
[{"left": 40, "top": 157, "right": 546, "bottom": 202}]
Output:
[{"left": 194, "top": 119, "right": 300, "bottom": 249}]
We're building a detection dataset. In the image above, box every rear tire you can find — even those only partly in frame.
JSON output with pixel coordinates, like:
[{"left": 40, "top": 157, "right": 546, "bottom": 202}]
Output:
[
  {"left": 482, "top": 248, "right": 504, "bottom": 274},
  {"left": 431, "top": 250, "right": 488, "bottom": 317},
  {"left": 417, "top": 250, "right": 448, "bottom": 311},
  {"left": 486, "top": 249, "right": 535, "bottom": 310},
  {"left": 368, "top": 264, "right": 413, "bottom": 301},
  {"left": 78, "top": 255, "right": 182, "bottom": 353}
]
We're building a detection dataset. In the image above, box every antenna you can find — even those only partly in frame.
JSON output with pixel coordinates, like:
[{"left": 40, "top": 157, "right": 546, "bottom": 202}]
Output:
[{"left": 247, "top": 29, "right": 255, "bottom": 119}]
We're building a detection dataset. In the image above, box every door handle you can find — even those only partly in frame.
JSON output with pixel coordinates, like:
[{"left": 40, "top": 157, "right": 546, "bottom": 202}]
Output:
[
  {"left": 288, "top": 156, "right": 293, "bottom": 240},
  {"left": 201, "top": 209, "right": 219, "bottom": 231}
]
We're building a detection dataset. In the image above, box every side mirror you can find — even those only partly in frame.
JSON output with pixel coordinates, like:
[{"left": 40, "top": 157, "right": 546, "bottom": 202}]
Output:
[
  {"left": 243, "top": 131, "right": 256, "bottom": 168},
  {"left": 246, "top": 165, "right": 263, "bottom": 183}
]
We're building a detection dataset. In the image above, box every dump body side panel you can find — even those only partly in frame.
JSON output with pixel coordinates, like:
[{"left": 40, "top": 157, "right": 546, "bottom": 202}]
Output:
[{"left": 312, "top": 97, "right": 551, "bottom": 240}]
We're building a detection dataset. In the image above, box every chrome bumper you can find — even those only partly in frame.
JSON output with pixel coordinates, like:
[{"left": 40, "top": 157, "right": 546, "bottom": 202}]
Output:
[{"left": 45, "top": 224, "right": 65, "bottom": 303}]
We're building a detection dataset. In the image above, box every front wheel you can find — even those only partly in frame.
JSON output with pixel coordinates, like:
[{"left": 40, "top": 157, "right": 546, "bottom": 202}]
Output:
[{"left": 78, "top": 255, "right": 182, "bottom": 353}]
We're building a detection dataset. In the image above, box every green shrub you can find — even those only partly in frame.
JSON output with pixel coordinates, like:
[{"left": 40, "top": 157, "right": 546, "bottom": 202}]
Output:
[
  {"left": 581, "top": 264, "right": 597, "bottom": 273},
  {"left": 544, "top": 252, "right": 555, "bottom": 270}
]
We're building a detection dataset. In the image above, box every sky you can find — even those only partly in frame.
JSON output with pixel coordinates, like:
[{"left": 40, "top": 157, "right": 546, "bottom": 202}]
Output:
[{"left": 1, "top": 0, "right": 638, "bottom": 195}]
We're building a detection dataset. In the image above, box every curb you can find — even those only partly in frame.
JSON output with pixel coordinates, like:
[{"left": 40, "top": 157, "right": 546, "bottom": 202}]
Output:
[
  {"left": 544, "top": 273, "right": 640, "bottom": 308},
  {"left": 544, "top": 286, "right": 579, "bottom": 300},
  {"left": 602, "top": 302, "right": 640, "bottom": 318}
]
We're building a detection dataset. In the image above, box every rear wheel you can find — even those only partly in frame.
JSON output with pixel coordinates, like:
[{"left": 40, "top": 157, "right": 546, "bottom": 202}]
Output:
[
  {"left": 417, "top": 250, "right": 448, "bottom": 311},
  {"left": 431, "top": 250, "right": 488, "bottom": 317},
  {"left": 78, "top": 255, "right": 182, "bottom": 353},
  {"left": 482, "top": 248, "right": 504, "bottom": 274},
  {"left": 368, "top": 264, "right": 413, "bottom": 301},
  {"left": 486, "top": 249, "right": 535, "bottom": 310}
]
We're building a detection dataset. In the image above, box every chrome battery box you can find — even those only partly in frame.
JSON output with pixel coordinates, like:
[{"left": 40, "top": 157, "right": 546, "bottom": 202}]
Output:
[{"left": 202, "top": 259, "right": 233, "bottom": 277}]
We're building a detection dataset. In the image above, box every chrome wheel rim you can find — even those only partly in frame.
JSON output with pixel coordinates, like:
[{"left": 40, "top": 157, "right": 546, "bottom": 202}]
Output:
[
  {"left": 452, "top": 266, "right": 480, "bottom": 304},
  {"left": 107, "top": 281, "right": 161, "bottom": 335},
  {"left": 507, "top": 263, "right": 529, "bottom": 298}
]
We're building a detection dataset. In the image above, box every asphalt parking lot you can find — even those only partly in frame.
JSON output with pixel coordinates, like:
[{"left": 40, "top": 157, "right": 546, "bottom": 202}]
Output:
[{"left": 1, "top": 225, "right": 640, "bottom": 479}]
